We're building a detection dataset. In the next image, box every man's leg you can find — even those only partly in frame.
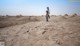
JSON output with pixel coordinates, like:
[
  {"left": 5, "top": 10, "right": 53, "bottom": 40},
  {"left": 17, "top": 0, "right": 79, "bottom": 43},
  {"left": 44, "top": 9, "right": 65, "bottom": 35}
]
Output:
[
  {"left": 48, "top": 15, "right": 50, "bottom": 18},
  {"left": 46, "top": 14, "right": 48, "bottom": 22}
]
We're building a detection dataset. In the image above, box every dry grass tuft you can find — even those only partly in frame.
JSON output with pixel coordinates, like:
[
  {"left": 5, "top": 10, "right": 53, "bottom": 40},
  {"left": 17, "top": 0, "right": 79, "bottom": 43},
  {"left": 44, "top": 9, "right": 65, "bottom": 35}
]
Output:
[{"left": 71, "top": 13, "right": 77, "bottom": 17}]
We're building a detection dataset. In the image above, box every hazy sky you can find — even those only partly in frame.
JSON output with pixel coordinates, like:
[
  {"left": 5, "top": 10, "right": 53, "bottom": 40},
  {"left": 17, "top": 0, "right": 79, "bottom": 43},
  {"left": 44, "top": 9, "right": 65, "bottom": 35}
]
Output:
[{"left": 0, "top": 0, "right": 80, "bottom": 15}]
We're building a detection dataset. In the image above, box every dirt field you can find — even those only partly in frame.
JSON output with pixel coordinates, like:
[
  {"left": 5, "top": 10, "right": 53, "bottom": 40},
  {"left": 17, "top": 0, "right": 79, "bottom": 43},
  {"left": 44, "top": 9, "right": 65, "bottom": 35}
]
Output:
[{"left": 0, "top": 15, "right": 80, "bottom": 46}]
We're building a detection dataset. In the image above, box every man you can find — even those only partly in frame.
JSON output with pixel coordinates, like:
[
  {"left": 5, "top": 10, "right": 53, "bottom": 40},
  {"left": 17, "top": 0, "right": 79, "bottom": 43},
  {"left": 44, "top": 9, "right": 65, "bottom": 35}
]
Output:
[{"left": 46, "top": 7, "right": 50, "bottom": 22}]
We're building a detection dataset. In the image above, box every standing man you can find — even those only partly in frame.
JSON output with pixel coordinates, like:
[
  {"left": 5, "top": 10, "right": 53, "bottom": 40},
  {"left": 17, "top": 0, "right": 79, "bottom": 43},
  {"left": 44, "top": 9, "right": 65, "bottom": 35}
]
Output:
[{"left": 46, "top": 7, "right": 50, "bottom": 22}]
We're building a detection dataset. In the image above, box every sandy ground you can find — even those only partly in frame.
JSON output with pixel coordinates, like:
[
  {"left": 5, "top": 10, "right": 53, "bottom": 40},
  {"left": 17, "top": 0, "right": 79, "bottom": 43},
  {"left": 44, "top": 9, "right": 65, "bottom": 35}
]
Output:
[{"left": 0, "top": 15, "right": 80, "bottom": 46}]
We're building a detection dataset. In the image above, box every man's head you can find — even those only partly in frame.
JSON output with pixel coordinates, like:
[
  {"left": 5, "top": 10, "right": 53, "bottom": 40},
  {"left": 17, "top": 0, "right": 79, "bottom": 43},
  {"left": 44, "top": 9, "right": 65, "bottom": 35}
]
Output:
[{"left": 47, "top": 7, "right": 49, "bottom": 10}]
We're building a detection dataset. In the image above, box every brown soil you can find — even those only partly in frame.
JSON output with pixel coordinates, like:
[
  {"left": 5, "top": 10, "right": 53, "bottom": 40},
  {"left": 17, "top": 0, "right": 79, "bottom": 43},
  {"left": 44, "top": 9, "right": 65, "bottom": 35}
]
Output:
[{"left": 0, "top": 16, "right": 80, "bottom": 46}]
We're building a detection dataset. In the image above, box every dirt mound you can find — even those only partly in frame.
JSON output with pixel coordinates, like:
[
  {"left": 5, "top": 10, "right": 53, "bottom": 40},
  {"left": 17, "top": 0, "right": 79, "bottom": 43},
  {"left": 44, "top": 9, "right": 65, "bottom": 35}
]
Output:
[
  {"left": 0, "top": 16, "right": 80, "bottom": 46},
  {"left": 0, "top": 16, "right": 43, "bottom": 28}
]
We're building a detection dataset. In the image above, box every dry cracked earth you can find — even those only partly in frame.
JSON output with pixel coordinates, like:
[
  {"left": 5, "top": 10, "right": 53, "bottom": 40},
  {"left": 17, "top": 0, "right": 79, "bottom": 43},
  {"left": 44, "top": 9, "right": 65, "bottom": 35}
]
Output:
[{"left": 0, "top": 16, "right": 80, "bottom": 46}]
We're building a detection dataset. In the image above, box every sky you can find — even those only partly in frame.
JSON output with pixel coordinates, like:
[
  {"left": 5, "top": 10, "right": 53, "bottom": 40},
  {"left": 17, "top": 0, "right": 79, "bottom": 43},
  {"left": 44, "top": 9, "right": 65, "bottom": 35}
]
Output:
[{"left": 0, "top": 0, "right": 80, "bottom": 16}]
